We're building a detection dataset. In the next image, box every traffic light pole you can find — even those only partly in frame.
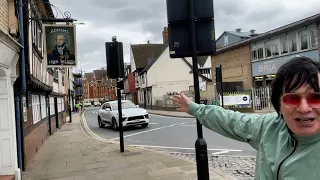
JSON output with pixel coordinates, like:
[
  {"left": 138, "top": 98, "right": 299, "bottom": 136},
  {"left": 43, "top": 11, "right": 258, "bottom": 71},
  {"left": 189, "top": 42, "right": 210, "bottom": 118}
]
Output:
[
  {"left": 189, "top": 0, "right": 210, "bottom": 179},
  {"left": 113, "top": 37, "right": 125, "bottom": 153}
]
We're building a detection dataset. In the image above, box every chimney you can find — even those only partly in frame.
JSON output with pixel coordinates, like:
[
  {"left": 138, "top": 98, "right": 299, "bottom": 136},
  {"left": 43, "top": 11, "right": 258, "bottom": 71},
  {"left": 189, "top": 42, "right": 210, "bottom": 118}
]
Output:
[
  {"left": 250, "top": 29, "right": 255, "bottom": 34},
  {"left": 235, "top": 28, "right": 241, "bottom": 32},
  {"left": 162, "top": 27, "right": 168, "bottom": 44}
]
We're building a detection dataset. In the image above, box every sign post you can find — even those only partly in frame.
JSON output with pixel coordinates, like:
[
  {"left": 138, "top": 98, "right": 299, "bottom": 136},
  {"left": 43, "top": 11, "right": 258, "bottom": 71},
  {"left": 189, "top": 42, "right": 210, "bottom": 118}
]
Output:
[{"left": 105, "top": 37, "right": 125, "bottom": 152}]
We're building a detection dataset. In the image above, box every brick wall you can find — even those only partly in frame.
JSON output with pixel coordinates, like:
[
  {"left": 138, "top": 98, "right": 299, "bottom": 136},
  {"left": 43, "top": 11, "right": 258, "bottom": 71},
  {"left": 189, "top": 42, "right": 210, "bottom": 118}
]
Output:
[
  {"left": 24, "top": 119, "right": 49, "bottom": 167},
  {"left": 0, "top": 0, "right": 8, "bottom": 34},
  {"left": 211, "top": 45, "right": 252, "bottom": 89}
]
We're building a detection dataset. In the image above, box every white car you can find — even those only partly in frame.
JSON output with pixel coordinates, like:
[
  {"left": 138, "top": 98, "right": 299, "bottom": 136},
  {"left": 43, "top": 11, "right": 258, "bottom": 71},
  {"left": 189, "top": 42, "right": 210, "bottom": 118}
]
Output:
[
  {"left": 94, "top": 101, "right": 101, "bottom": 107},
  {"left": 97, "top": 100, "right": 149, "bottom": 130}
]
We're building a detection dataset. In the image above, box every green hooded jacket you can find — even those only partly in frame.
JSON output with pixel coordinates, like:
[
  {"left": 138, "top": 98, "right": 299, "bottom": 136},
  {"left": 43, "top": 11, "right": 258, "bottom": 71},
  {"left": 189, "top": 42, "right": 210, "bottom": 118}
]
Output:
[{"left": 188, "top": 102, "right": 320, "bottom": 180}]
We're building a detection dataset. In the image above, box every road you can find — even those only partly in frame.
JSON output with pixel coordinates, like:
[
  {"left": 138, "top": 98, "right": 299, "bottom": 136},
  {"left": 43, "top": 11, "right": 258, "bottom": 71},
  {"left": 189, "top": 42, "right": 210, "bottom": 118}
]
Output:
[{"left": 84, "top": 107, "right": 257, "bottom": 157}]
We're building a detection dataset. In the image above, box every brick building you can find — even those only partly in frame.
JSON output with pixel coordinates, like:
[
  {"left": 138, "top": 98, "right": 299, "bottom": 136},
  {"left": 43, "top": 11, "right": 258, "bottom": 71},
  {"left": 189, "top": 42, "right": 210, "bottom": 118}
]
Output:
[
  {"left": 83, "top": 70, "right": 117, "bottom": 102},
  {"left": 212, "top": 13, "right": 320, "bottom": 90}
]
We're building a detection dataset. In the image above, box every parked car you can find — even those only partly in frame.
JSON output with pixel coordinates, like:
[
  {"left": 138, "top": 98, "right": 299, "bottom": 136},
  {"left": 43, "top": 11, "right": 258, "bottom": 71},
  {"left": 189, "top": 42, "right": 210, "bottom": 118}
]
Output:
[
  {"left": 94, "top": 101, "right": 101, "bottom": 107},
  {"left": 97, "top": 100, "right": 149, "bottom": 130},
  {"left": 84, "top": 102, "right": 91, "bottom": 107}
]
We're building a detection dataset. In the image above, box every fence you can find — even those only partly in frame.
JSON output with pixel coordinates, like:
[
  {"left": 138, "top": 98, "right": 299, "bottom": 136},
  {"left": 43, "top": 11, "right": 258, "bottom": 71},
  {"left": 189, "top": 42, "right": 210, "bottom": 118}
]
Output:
[{"left": 252, "top": 86, "right": 273, "bottom": 111}]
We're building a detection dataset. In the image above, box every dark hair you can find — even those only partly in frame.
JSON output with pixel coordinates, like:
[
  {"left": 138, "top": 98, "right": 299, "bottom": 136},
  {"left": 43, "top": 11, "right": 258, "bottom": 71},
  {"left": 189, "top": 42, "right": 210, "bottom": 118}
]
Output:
[{"left": 271, "top": 56, "right": 320, "bottom": 116}]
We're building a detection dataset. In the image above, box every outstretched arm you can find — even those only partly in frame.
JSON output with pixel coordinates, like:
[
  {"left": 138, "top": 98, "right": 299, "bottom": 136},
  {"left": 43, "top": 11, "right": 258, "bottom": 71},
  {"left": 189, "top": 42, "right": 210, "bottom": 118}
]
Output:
[
  {"left": 188, "top": 102, "right": 265, "bottom": 149},
  {"left": 172, "top": 92, "right": 266, "bottom": 149}
]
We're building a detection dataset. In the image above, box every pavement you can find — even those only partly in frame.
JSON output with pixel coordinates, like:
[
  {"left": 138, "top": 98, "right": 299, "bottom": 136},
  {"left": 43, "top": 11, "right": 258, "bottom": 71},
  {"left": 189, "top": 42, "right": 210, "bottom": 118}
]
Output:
[{"left": 22, "top": 111, "right": 239, "bottom": 180}]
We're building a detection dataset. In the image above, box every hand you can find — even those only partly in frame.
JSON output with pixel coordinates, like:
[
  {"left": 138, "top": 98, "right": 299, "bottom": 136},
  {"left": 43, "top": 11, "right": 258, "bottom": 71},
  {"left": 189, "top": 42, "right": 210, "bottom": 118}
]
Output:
[{"left": 171, "top": 91, "right": 192, "bottom": 112}]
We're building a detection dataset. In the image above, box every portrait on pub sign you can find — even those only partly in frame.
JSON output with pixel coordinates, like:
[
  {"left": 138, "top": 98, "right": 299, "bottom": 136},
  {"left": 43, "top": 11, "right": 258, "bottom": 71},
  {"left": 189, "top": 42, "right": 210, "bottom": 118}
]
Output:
[{"left": 44, "top": 24, "right": 77, "bottom": 67}]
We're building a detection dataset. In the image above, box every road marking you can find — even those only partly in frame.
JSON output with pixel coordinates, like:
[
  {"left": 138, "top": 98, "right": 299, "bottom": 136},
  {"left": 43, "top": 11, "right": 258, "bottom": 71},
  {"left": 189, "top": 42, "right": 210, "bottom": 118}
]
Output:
[
  {"left": 179, "top": 125, "right": 196, "bottom": 127},
  {"left": 109, "top": 122, "right": 187, "bottom": 141},
  {"left": 212, "top": 150, "right": 230, "bottom": 155},
  {"left": 126, "top": 144, "right": 242, "bottom": 152},
  {"left": 149, "top": 114, "right": 194, "bottom": 119}
]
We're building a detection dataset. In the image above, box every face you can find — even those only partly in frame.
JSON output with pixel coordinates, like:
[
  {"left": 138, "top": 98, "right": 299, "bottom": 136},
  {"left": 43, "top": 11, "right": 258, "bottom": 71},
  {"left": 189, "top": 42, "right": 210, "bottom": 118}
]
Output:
[
  {"left": 280, "top": 76, "right": 320, "bottom": 137},
  {"left": 56, "top": 35, "right": 65, "bottom": 46}
]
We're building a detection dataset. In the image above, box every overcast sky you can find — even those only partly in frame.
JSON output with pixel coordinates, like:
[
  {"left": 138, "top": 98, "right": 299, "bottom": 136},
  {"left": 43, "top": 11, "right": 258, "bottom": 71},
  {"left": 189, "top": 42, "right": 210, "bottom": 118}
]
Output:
[{"left": 50, "top": 0, "right": 320, "bottom": 73}]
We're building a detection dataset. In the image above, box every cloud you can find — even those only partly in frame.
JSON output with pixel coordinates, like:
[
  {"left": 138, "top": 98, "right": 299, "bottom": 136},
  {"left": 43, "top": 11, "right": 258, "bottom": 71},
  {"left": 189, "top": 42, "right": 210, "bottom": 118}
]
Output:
[{"left": 49, "top": 0, "right": 320, "bottom": 72}]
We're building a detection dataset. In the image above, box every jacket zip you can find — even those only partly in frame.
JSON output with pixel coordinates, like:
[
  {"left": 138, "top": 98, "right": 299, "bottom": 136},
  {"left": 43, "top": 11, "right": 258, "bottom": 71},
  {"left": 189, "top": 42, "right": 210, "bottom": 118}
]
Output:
[{"left": 276, "top": 136, "right": 298, "bottom": 180}]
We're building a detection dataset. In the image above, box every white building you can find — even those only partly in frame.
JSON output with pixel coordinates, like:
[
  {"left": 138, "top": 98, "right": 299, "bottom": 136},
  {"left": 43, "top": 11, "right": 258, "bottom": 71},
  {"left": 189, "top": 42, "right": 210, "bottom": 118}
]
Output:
[{"left": 0, "top": 0, "right": 22, "bottom": 178}]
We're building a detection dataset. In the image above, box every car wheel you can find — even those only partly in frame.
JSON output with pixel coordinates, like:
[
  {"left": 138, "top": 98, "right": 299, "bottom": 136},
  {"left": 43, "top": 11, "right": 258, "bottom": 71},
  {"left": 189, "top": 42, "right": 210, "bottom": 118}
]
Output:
[
  {"left": 112, "top": 118, "right": 118, "bottom": 131},
  {"left": 141, "top": 123, "right": 148, "bottom": 128},
  {"left": 98, "top": 116, "right": 104, "bottom": 128}
]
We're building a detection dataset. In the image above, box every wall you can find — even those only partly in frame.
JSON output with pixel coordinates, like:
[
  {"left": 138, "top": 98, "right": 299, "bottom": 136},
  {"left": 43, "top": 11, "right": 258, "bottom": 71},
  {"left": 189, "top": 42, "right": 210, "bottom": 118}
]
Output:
[
  {"left": 211, "top": 45, "right": 252, "bottom": 89},
  {"left": 146, "top": 47, "right": 197, "bottom": 105},
  {"left": 0, "top": 0, "right": 8, "bottom": 34}
]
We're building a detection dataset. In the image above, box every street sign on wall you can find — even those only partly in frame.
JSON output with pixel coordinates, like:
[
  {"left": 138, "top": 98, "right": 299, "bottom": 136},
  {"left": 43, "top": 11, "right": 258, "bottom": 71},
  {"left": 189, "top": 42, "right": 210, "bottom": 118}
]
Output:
[{"left": 44, "top": 24, "right": 77, "bottom": 67}]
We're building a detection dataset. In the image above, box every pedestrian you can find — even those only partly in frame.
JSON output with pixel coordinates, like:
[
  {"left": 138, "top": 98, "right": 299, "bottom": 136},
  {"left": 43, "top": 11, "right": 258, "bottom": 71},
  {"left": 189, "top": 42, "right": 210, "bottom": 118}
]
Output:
[{"left": 171, "top": 56, "right": 320, "bottom": 180}]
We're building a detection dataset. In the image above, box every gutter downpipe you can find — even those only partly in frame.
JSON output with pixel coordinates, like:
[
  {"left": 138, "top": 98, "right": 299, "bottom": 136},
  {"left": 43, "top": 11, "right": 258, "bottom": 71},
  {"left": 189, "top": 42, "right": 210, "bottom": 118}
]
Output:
[{"left": 14, "top": 0, "right": 27, "bottom": 172}]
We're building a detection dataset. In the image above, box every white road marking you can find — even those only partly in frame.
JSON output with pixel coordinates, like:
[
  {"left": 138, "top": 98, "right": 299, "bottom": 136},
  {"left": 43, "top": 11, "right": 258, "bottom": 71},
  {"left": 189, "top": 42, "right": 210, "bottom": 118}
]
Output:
[
  {"left": 149, "top": 114, "right": 194, "bottom": 119},
  {"left": 212, "top": 150, "right": 230, "bottom": 155},
  {"left": 126, "top": 144, "right": 242, "bottom": 152},
  {"left": 109, "top": 122, "right": 187, "bottom": 141}
]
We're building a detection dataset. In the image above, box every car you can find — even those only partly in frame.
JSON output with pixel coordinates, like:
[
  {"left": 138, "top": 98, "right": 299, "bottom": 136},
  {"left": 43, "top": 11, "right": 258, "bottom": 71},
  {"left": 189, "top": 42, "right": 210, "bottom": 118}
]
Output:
[
  {"left": 94, "top": 101, "right": 101, "bottom": 107},
  {"left": 97, "top": 100, "right": 149, "bottom": 131},
  {"left": 84, "top": 102, "right": 91, "bottom": 107}
]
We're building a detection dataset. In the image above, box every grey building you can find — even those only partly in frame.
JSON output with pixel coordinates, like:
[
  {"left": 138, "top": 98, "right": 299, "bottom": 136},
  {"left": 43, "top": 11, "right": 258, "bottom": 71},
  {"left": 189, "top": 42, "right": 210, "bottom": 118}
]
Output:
[{"left": 216, "top": 28, "right": 259, "bottom": 48}]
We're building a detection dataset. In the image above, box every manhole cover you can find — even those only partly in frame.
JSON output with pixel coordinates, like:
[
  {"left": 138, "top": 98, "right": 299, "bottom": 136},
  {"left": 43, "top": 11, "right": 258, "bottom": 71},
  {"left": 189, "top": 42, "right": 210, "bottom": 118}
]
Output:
[{"left": 122, "top": 151, "right": 143, "bottom": 157}]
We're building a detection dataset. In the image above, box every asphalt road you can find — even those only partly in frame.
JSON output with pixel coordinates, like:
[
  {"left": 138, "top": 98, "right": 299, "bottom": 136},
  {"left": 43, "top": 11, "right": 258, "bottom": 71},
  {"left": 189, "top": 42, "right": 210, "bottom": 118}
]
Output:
[{"left": 84, "top": 107, "right": 257, "bottom": 157}]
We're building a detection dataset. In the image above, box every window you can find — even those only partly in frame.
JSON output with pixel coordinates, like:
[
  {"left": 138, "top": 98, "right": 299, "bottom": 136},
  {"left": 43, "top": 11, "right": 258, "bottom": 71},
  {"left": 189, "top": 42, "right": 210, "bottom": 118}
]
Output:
[
  {"left": 310, "top": 30, "right": 318, "bottom": 48},
  {"left": 50, "top": 97, "right": 54, "bottom": 115},
  {"left": 257, "top": 48, "right": 264, "bottom": 59},
  {"left": 32, "top": 95, "right": 41, "bottom": 124},
  {"left": 40, "top": 95, "right": 46, "bottom": 119},
  {"left": 251, "top": 46, "right": 264, "bottom": 61},
  {"left": 299, "top": 32, "right": 309, "bottom": 50},
  {"left": 272, "top": 44, "right": 280, "bottom": 56},
  {"left": 281, "top": 36, "right": 289, "bottom": 54},
  {"left": 288, "top": 34, "right": 297, "bottom": 52},
  {"left": 265, "top": 44, "right": 272, "bottom": 58}
]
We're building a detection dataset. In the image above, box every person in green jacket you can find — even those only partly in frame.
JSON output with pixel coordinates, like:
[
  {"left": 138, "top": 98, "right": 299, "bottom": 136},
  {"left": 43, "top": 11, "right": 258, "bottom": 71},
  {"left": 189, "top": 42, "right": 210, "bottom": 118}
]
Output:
[{"left": 171, "top": 56, "right": 320, "bottom": 180}]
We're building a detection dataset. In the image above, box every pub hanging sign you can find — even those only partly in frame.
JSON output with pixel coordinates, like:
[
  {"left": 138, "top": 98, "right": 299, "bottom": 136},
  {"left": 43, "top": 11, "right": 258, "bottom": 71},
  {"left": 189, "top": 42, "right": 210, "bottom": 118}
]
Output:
[{"left": 43, "top": 24, "right": 77, "bottom": 67}]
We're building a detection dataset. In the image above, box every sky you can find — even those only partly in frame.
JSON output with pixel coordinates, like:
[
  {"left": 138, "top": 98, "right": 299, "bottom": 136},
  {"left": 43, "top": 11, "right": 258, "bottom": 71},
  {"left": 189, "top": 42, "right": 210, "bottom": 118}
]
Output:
[{"left": 49, "top": 0, "right": 320, "bottom": 73}]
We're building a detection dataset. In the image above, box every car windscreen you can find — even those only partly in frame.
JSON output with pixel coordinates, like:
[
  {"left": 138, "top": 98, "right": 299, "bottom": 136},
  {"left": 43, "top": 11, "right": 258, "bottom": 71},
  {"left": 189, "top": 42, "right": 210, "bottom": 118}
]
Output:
[{"left": 111, "top": 102, "right": 136, "bottom": 110}]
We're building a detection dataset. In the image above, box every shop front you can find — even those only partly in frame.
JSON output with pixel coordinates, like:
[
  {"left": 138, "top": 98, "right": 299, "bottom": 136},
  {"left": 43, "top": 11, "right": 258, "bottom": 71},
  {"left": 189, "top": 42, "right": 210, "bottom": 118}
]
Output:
[{"left": 252, "top": 50, "right": 320, "bottom": 87}]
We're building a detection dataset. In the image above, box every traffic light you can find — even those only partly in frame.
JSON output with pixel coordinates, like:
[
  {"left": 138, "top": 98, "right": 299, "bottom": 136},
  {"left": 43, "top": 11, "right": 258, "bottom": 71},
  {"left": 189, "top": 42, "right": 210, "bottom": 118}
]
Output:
[
  {"left": 215, "top": 66, "right": 222, "bottom": 82},
  {"left": 166, "top": 0, "right": 216, "bottom": 58},
  {"left": 105, "top": 41, "right": 124, "bottom": 79}
]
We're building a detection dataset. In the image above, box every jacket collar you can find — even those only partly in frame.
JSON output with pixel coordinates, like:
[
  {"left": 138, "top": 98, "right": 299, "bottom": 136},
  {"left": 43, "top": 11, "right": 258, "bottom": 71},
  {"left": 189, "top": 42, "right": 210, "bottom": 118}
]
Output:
[{"left": 286, "top": 125, "right": 320, "bottom": 145}]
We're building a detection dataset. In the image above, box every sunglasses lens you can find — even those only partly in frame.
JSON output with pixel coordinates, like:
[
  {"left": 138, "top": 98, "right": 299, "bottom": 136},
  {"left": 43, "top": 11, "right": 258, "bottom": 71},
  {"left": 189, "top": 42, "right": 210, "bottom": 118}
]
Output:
[
  {"left": 282, "top": 94, "right": 300, "bottom": 106},
  {"left": 307, "top": 93, "right": 320, "bottom": 106}
]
